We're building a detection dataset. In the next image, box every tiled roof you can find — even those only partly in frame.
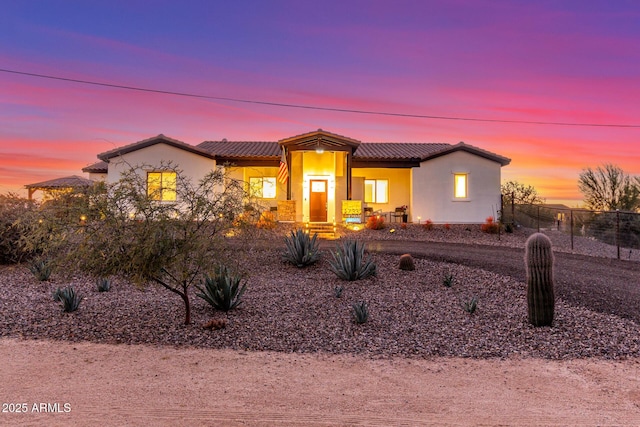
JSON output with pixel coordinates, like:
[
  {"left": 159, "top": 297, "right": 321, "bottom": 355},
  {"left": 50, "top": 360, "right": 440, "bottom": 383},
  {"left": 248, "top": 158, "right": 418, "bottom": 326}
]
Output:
[
  {"left": 353, "top": 143, "right": 452, "bottom": 160},
  {"left": 25, "top": 175, "right": 95, "bottom": 189},
  {"left": 197, "top": 140, "right": 281, "bottom": 157},
  {"left": 82, "top": 161, "right": 108, "bottom": 173},
  {"left": 93, "top": 132, "right": 510, "bottom": 166}
]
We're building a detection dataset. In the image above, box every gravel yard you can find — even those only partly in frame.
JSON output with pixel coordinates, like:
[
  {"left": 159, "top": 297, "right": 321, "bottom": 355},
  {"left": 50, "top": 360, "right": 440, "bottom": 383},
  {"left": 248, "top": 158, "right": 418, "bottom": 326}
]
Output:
[{"left": 1, "top": 225, "right": 639, "bottom": 360}]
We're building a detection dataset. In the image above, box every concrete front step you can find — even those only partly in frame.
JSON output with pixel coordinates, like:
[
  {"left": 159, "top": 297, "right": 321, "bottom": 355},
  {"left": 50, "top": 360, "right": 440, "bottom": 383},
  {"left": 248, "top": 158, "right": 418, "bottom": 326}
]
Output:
[{"left": 306, "top": 223, "right": 337, "bottom": 240}]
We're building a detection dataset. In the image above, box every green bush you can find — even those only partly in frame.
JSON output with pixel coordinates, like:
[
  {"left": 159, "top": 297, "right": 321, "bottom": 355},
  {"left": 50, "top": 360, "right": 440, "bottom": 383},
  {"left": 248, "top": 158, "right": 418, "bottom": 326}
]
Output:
[
  {"left": 56, "top": 286, "right": 84, "bottom": 312},
  {"left": 0, "top": 193, "right": 37, "bottom": 264},
  {"left": 196, "top": 266, "right": 247, "bottom": 311},
  {"left": 282, "top": 229, "right": 322, "bottom": 267},
  {"left": 29, "top": 258, "right": 52, "bottom": 281},
  {"left": 329, "top": 239, "right": 376, "bottom": 281}
]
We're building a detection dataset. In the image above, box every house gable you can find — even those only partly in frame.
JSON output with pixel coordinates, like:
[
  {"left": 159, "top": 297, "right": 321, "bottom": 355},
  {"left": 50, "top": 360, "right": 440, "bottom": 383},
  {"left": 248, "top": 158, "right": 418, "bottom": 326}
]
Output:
[
  {"left": 279, "top": 129, "right": 361, "bottom": 154},
  {"left": 98, "top": 134, "right": 215, "bottom": 162}
]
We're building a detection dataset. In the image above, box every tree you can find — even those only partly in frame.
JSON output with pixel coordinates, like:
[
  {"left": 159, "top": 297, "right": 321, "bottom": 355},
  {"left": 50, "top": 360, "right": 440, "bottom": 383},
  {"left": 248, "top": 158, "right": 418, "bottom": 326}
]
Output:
[
  {"left": 68, "top": 164, "right": 253, "bottom": 325},
  {"left": 578, "top": 164, "right": 640, "bottom": 211},
  {"left": 501, "top": 181, "right": 545, "bottom": 206}
]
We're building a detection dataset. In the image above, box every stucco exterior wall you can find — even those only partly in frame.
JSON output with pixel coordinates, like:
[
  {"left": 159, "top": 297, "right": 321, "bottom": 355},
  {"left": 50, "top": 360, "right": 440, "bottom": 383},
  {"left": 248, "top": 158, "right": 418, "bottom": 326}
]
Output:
[
  {"left": 106, "top": 143, "right": 216, "bottom": 187},
  {"left": 411, "top": 151, "right": 502, "bottom": 224},
  {"left": 352, "top": 167, "right": 412, "bottom": 216}
]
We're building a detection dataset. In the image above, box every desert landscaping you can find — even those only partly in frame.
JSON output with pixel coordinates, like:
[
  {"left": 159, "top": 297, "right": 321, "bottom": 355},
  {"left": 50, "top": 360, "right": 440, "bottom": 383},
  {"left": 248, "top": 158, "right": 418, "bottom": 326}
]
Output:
[{"left": 2, "top": 225, "right": 640, "bottom": 425}]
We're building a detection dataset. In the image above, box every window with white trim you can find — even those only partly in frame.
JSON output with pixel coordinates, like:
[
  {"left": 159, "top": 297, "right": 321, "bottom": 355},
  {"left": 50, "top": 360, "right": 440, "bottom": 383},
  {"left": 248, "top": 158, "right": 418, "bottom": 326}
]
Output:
[
  {"left": 454, "top": 173, "right": 468, "bottom": 199},
  {"left": 147, "top": 171, "right": 177, "bottom": 201},
  {"left": 364, "top": 179, "right": 388, "bottom": 203},
  {"left": 249, "top": 177, "right": 276, "bottom": 199}
]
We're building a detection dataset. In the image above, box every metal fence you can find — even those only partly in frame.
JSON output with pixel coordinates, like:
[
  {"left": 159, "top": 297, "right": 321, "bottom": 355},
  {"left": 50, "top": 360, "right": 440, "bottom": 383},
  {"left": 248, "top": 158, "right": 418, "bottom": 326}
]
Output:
[{"left": 501, "top": 202, "right": 640, "bottom": 259}]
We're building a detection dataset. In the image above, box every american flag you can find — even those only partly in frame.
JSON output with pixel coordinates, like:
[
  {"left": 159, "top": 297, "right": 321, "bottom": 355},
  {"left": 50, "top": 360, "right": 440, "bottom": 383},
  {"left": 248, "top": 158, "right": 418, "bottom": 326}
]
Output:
[{"left": 277, "top": 147, "right": 288, "bottom": 183}]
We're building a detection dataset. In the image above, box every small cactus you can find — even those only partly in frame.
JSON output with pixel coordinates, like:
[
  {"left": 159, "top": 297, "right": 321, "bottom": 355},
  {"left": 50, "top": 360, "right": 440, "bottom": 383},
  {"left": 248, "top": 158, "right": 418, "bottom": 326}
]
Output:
[
  {"left": 525, "top": 233, "right": 555, "bottom": 327},
  {"left": 399, "top": 253, "right": 415, "bottom": 271}
]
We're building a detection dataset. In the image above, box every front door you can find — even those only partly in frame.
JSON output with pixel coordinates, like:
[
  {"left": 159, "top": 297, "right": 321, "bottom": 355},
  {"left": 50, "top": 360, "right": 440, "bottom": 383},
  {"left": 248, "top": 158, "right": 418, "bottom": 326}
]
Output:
[{"left": 309, "top": 179, "right": 327, "bottom": 222}]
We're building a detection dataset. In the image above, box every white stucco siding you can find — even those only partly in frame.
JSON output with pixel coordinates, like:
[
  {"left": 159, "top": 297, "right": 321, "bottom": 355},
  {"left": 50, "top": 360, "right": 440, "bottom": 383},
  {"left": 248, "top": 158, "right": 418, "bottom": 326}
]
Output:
[
  {"left": 106, "top": 143, "right": 216, "bottom": 186},
  {"left": 411, "top": 151, "right": 502, "bottom": 223}
]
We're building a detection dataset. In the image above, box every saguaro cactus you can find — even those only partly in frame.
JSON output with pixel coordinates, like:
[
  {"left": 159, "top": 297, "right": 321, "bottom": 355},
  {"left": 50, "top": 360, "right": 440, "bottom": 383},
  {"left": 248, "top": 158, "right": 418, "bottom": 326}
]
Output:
[{"left": 525, "top": 233, "right": 555, "bottom": 326}]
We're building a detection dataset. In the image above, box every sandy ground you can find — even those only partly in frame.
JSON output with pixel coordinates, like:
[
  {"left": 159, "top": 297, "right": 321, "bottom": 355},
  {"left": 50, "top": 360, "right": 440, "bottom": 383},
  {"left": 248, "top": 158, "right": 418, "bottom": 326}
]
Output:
[{"left": 1, "top": 339, "right": 640, "bottom": 426}]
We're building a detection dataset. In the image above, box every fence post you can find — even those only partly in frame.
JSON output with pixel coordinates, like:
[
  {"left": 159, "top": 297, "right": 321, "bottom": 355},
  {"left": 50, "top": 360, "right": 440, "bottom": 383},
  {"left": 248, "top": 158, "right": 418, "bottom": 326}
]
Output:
[
  {"left": 616, "top": 209, "right": 620, "bottom": 260},
  {"left": 511, "top": 192, "right": 515, "bottom": 226},
  {"left": 570, "top": 210, "right": 574, "bottom": 251}
]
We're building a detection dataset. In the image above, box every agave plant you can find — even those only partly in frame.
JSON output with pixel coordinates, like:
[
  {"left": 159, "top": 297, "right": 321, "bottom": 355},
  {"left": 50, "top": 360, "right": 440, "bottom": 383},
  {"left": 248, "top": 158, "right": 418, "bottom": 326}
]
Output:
[
  {"left": 57, "top": 286, "right": 84, "bottom": 312},
  {"left": 329, "top": 239, "right": 376, "bottom": 281},
  {"left": 462, "top": 296, "right": 478, "bottom": 314},
  {"left": 196, "top": 266, "right": 247, "bottom": 311},
  {"left": 29, "top": 258, "right": 52, "bottom": 281},
  {"left": 96, "top": 277, "right": 111, "bottom": 292},
  {"left": 352, "top": 301, "right": 369, "bottom": 324},
  {"left": 282, "top": 228, "right": 322, "bottom": 267}
]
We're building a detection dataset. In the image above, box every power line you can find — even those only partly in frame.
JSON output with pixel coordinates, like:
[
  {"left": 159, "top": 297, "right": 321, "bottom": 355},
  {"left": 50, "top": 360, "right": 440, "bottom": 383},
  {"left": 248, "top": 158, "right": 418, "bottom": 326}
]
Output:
[{"left": 2, "top": 67, "right": 639, "bottom": 128}]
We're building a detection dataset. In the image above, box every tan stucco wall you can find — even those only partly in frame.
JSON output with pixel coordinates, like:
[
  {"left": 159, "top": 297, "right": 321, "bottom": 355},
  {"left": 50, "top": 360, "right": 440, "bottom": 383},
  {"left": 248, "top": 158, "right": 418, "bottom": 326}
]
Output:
[
  {"left": 411, "top": 151, "right": 502, "bottom": 223},
  {"left": 352, "top": 168, "right": 412, "bottom": 217}
]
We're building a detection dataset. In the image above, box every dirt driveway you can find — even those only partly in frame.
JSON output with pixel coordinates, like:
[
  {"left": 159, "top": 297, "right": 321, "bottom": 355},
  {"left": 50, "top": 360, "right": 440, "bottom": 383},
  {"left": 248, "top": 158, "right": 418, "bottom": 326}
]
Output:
[{"left": 2, "top": 338, "right": 640, "bottom": 426}]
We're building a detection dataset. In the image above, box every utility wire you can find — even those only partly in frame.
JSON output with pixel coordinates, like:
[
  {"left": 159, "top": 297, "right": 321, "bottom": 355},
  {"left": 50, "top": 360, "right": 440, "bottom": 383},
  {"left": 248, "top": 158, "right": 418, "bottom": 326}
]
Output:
[{"left": 2, "top": 67, "right": 639, "bottom": 128}]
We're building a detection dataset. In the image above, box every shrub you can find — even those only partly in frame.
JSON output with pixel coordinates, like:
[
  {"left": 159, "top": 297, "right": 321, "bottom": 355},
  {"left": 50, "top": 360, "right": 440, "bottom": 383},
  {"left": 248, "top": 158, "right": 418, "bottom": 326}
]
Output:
[
  {"left": 96, "top": 277, "right": 111, "bottom": 292},
  {"left": 196, "top": 266, "right": 247, "bottom": 311},
  {"left": 481, "top": 216, "right": 500, "bottom": 234},
  {"left": 329, "top": 239, "right": 376, "bottom": 281},
  {"left": 423, "top": 219, "right": 433, "bottom": 231},
  {"left": 0, "top": 193, "right": 37, "bottom": 264},
  {"left": 352, "top": 301, "right": 369, "bottom": 324},
  {"left": 462, "top": 296, "right": 478, "bottom": 314},
  {"left": 399, "top": 253, "right": 415, "bottom": 271},
  {"left": 400, "top": 223, "right": 407, "bottom": 230},
  {"left": 282, "top": 228, "right": 321, "bottom": 267},
  {"left": 442, "top": 273, "right": 454, "bottom": 287},
  {"left": 29, "top": 258, "right": 52, "bottom": 281},
  {"left": 366, "top": 215, "right": 385, "bottom": 230},
  {"left": 504, "top": 223, "right": 514, "bottom": 233},
  {"left": 256, "top": 211, "right": 276, "bottom": 229},
  {"left": 525, "top": 233, "right": 555, "bottom": 327},
  {"left": 443, "top": 223, "right": 451, "bottom": 231},
  {"left": 56, "top": 286, "right": 84, "bottom": 312}
]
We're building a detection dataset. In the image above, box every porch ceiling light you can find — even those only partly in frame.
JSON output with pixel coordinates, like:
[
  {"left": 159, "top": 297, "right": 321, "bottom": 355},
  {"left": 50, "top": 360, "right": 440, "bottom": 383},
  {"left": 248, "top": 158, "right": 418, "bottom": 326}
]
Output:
[{"left": 315, "top": 141, "right": 324, "bottom": 154}]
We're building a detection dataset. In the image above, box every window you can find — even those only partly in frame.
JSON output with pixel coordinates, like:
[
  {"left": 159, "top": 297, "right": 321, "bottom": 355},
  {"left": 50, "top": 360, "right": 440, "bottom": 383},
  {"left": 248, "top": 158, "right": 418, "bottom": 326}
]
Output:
[
  {"left": 147, "top": 171, "right": 177, "bottom": 201},
  {"left": 249, "top": 177, "right": 276, "bottom": 199},
  {"left": 364, "top": 179, "right": 388, "bottom": 203},
  {"left": 454, "top": 173, "right": 468, "bottom": 199}
]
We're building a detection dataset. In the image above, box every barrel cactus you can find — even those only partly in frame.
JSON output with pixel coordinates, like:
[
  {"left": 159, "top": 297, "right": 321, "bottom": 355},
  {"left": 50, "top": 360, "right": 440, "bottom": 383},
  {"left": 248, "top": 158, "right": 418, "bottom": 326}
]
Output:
[
  {"left": 399, "top": 253, "right": 415, "bottom": 271},
  {"left": 525, "top": 233, "right": 555, "bottom": 326}
]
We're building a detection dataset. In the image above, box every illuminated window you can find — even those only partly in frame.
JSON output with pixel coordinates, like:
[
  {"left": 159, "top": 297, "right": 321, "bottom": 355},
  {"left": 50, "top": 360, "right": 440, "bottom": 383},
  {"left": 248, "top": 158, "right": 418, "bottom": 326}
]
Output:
[
  {"left": 249, "top": 177, "right": 276, "bottom": 199},
  {"left": 364, "top": 179, "right": 388, "bottom": 203},
  {"left": 147, "top": 171, "right": 177, "bottom": 201},
  {"left": 454, "top": 173, "right": 468, "bottom": 198}
]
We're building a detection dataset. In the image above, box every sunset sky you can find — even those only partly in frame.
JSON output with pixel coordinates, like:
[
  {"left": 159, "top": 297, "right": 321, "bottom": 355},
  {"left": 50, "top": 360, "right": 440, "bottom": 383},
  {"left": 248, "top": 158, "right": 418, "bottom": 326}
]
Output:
[{"left": 1, "top": 1, "right": 639, "bottom": 206}]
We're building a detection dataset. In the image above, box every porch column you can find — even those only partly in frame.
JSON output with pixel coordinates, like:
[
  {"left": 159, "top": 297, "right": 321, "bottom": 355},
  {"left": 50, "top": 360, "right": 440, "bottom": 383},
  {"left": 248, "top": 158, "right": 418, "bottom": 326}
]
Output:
[
  {"left": 346, "top": 151, "right": 352, "bottom": 200},
  {"left": 286, "top": 149, "right": 291, "bottom": 200}
]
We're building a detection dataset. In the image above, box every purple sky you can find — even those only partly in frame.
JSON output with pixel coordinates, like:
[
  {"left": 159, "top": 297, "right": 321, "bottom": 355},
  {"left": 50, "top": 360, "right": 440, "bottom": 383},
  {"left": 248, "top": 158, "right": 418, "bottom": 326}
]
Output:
[{"left": 1, "top": 0, "right": 639, "bottom": 205}]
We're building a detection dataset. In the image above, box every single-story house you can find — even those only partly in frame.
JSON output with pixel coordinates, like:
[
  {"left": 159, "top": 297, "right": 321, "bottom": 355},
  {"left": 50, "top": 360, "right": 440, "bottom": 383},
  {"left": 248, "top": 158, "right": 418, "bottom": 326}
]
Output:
[{"left": 80, "top": 129, "right": 510, "bottom": 224}]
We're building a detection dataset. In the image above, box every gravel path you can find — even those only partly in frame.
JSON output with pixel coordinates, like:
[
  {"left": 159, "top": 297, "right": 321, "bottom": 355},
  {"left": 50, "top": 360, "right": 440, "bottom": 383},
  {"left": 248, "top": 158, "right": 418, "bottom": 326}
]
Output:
[{"left": 1, "top": 225, "right": 639, "bottom": 360}]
